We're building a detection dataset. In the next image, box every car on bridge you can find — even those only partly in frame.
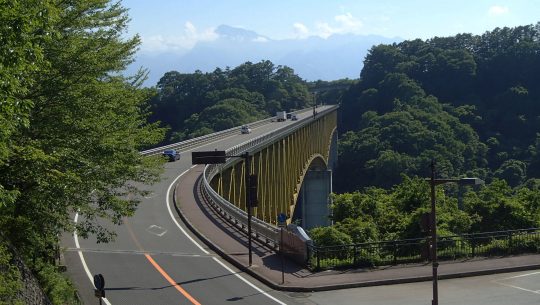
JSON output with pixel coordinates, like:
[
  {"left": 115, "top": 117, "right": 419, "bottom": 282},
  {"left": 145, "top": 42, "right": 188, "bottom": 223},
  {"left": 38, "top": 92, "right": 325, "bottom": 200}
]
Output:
[
  {"left": 240, "top": 125, "right": 251, "bottom": 134},
  {"left": 162, "top": 149, "right": 181, "bottom": 161}
]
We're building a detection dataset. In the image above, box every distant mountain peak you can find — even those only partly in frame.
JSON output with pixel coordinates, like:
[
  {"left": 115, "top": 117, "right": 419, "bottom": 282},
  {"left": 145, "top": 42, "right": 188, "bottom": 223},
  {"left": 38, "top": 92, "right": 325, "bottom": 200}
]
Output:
[
  {"left": 215, "top": 24, "right": 269, "bottom": 42},
  {"left": 129, "top": 24, "right": 401, "bottom": 86}
]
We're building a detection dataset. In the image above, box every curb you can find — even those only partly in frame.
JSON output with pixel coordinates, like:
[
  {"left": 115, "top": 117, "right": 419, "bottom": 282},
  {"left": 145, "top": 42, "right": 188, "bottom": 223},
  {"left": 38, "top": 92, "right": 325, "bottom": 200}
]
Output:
[
  {"left": 173, "top": 173, "right": 540, "bottom": 292},
  {"left": 172, "top": 175, "right": 284, "bottom": 291}
]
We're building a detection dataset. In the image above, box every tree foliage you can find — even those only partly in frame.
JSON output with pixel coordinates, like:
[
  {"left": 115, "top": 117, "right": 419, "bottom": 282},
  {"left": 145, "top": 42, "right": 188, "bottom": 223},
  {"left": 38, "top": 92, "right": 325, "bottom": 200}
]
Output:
[
  {"left": 323, "top": 177, "right": 540, "bottom": 245},
  {"left": 338, "top": 23, "right": 540, "bottom": 192},
  {"left": 149, "top": 61, "right": 314, "bottom": 143},
  {"left": 0, "top": 0, "right": 164, "bottom": 301}
]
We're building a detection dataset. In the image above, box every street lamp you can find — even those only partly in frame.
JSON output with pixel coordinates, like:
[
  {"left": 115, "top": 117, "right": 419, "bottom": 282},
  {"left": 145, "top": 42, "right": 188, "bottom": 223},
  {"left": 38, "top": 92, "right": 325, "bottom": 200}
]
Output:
[{"left": 428, "top": 160, "right": 484, "bottom": 305}]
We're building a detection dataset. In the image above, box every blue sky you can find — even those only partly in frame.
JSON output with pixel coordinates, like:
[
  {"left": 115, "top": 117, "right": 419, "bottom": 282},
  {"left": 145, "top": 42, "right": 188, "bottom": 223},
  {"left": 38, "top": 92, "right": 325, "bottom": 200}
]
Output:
[{"left": 122, "top": 0, "right": 539, "bottom": 54}]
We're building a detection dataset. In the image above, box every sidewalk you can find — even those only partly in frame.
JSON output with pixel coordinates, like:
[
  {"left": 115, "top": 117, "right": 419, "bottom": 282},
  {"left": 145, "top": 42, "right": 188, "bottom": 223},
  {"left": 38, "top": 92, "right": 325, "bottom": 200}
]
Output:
[{"left": 174, "top": 166, "right": 540, "bottom": 292}]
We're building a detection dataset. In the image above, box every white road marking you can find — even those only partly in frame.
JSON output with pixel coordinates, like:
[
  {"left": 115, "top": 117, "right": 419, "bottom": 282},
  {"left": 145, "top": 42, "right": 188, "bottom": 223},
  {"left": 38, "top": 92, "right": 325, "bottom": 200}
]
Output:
[
  {"left": 212, "top": 257, "right": 287, "bottom": 305},
  {"left": 65, "top": 247, "right": 213, "bottom": 258},
  {"left": 73, "top": 128, "right": 287, "bottom": 305},
  {"left": 495, "top": 282, "right": 540, "bottom": 295},
  {"left": 146, "top": 225, "right": 167, "bottom": 237},
  {"left": 493, "top": 271, "right": 540, "bottom": 295},
  {"left": 167, "top": 166, "right": 288, "bottom": 305},
  {"left": 73, "top": 213, "right": 112, "bottom": 305},
  {"left": 165, "top": 165, "right": 209, "bottom": 254},
  {"left": 498, "top": 271, "right": 540, "bottom": 280}
]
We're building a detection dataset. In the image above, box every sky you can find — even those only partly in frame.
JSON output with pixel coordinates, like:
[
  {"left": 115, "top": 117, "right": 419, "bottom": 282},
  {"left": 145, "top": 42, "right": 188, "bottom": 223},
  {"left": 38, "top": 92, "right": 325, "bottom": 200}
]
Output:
[{"left": 122, "top": 0, "right": 540, "bottom": 55}]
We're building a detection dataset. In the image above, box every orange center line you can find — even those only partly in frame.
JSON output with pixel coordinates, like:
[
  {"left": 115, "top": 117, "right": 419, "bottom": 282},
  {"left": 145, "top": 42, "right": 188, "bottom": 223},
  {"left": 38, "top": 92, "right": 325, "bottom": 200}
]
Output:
[
  {"left": 125, "top": 218, "right": 203, "bottom": 305},
  {"left": 145, "top": 254, "right": 203, "bottom": 305}
]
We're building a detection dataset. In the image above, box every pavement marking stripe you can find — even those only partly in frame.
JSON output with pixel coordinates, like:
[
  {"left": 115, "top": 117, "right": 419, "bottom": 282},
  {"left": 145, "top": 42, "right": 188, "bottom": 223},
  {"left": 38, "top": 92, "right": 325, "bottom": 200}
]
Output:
[
  {"left": 169, "top": 164, "right": 288, "bottom": 305},
  {"left": 499, "top": 271, "right": 540, "bottom": 280},
  {"left": 211, "top": 257, "right": 287, "bottom": 305},
  {"left": 166, "top": 165, "right": 210, "bottom": 255},
  {"left": 493, "top": 271, "right": 540, "bottom": 295},
  {"left": 64, "top": 247, "right": 213, "bottom": 257},
  {"left": 495, "top": 281, "right": 540, "bottom": 295},
  {"left": 73, "top": 213, "right": 113, "bottom": 305},
  {"left": 145, "top": 254, "right": 203, "bottom": 305}
]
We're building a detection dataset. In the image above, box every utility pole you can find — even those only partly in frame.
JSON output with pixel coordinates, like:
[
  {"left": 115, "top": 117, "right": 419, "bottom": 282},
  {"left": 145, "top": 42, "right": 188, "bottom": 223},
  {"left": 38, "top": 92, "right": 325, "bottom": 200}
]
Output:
[{"left": 430, "top": 160, "right": 438, "bottom": 305}]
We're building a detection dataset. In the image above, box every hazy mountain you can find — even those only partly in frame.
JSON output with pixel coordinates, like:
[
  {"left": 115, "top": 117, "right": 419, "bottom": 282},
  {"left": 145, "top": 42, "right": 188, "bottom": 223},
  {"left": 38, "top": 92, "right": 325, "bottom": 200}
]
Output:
[{"left": 128, "top": 25, "right": 400, "bottom": 86}]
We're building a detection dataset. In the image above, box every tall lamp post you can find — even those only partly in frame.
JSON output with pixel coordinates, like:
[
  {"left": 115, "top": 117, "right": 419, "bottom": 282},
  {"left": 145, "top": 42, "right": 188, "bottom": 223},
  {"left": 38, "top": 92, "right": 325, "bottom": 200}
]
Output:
[{"left": 428, "top": 160, "right": 484, "bottom": 305}]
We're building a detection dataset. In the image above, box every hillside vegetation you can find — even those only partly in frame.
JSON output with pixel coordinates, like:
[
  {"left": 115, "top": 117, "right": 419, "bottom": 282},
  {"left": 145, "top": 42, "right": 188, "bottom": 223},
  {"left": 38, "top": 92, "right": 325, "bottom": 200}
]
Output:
[
  {"left": 337, "top": 23, "right": 540, "bottom": 191},
  {"left": 314, "top": 23, "right": 540, "bottom": 247},
  {"left": 148, "top": 61, "right": 316, "bottom": 143}
]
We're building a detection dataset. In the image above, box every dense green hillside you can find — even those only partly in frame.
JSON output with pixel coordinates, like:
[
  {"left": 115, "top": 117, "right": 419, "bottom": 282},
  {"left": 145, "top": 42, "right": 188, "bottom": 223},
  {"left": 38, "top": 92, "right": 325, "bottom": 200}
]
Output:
[
  {"left": 337, "top": 23, "right": 540, "bottom": 192},
  {"left": 313, "top": 23, "right": 540, "bottom": 248},
  {"left": 149, "top": 61, "right": 317, "bottom": 143}
]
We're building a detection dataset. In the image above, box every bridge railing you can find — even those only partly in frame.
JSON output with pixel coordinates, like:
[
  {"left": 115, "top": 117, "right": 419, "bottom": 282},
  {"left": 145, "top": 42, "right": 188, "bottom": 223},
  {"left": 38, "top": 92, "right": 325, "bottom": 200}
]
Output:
[
  {"left": 140, "top": 117, "right": 272, "bottom": 156},
  {"left": 140, "top": 108, "right": 313, "bottom": 156},
  {"left": 202, "top": 105, "right": 339, "bottom": 248}
]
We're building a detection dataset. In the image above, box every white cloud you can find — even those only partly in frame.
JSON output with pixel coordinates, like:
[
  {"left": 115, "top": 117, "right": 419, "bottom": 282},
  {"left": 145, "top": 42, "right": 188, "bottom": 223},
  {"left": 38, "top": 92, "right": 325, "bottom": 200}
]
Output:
[
  {"left": 335, "top": 13, "right": 363, "bottom": 31},
  {"left": 293, "top": 22, "right": 310, "bottom": 39},
  {"left": 488, "top": 5, "right": 509, "bottom": 16},
  {"left": 315, "top": 22, "right": 336, "bottom": 39},
  {"left": 252, "top": 36, "right": 269, "bottom": 43},
  {"left": 140, "top": 21, "right": 218, "bottom": 53},
  {"left": 313, "top": 13, "right": 364, "bottom": 39}
]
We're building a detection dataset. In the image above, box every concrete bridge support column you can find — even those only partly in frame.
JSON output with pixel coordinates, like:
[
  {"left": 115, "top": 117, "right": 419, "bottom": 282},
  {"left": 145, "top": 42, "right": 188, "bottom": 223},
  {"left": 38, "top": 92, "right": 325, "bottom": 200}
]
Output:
[{"left": 300, "top": 169, "right": 332, "bottom": 230}]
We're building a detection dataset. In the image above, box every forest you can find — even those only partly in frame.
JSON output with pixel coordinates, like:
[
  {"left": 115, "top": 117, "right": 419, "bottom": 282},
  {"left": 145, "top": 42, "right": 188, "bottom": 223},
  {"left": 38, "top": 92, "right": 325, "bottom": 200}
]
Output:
[
  {"left": 337, "top": 23, "right": 540, "bottom": 192},
  {"left": 315, "top": 23, "right": 540, "bottom": 247},
  {"left": 148, "top": 62, "right": 316, "bottom": 144}
]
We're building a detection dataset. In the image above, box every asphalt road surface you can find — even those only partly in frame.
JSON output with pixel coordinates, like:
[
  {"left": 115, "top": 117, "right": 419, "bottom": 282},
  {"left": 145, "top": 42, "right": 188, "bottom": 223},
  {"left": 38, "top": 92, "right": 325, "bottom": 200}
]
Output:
[
  {"left": 62, "top": 105, "right": 539, "bottom": 305},
  {"left": 62, "top": 107, "right": 327, "bottom": 305},
  {"left": 298, "top": 270, "right": 540, "bottom": 305}
]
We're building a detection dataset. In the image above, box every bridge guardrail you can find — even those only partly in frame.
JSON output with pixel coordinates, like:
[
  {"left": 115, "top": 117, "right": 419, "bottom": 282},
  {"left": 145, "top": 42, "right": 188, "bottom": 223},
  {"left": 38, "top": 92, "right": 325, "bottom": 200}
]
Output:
[
  {"left": 140, "top": 109, "right": 310, "bottom": 156},
  {"left": 202, "top": 105, "right": 339, "bottom": 248},
  {"left": 140, "top": 118, "right": 270, "bottom": 156}
]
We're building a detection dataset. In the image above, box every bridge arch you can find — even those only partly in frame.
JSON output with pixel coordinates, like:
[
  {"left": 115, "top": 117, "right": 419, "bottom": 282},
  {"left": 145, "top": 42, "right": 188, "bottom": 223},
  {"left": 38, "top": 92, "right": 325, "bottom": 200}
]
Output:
[{"left": 208, "top": 107, "right": 338, "bottom": 227}]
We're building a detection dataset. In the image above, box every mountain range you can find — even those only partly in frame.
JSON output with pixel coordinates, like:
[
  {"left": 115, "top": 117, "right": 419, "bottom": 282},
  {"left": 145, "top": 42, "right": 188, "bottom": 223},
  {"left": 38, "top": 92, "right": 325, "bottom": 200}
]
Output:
[{"left": 128, "top": 25, "right": 400, "bottom": 86}]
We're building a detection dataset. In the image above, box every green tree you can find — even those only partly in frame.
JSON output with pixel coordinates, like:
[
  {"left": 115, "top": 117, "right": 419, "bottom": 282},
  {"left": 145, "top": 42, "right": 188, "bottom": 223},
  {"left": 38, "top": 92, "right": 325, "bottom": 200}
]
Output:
[
  {"left": 150, "top": 60, "right": 313, "bottom": 143},
  {"left": 184, "top": 98, "right": 264, "bottom": 136},
  {"left": 309, "top": 226, "right": 352, "bottom": 247},
  {"left": 0, "top": 243, "right": 22, "bottom": 305},
  {"left": 0, "top": 0, "right": 164, "bottom": 274},
  {"left": 464, "top": 179, "right": 535, "bottom": 231},
  {"left": 494, "top": 159, "right": 527, "bottom": 187},
  {"left": 335, "top": 218, "right": 379, "bottom": 244}
]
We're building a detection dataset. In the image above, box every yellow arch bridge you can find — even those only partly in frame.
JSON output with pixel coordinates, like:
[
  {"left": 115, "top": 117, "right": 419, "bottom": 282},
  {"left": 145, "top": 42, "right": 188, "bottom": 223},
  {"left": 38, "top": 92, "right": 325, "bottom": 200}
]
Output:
[{"left": 203, "top": 105, "right": 338, "bottom": 233}]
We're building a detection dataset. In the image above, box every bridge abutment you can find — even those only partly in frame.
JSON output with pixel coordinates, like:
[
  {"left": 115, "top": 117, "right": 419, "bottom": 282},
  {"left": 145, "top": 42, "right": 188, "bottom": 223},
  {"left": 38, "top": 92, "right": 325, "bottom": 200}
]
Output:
[{"left": 298, "top": 169, "right": 332, "bottom": 230}]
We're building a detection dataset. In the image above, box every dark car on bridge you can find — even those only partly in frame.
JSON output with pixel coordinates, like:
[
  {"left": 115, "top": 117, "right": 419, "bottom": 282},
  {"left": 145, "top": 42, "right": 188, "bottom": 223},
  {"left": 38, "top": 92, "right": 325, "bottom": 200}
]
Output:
[{"left": 162, "top": 149, "right": 181, "bottom": 161}]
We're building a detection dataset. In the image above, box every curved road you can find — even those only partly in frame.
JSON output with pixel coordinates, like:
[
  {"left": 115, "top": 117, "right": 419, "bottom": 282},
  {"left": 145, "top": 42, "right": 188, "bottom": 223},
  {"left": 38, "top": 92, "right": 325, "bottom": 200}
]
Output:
[
  {"left": 63, "top": 108, "right": 328, "bottom": 305},
  {"left": 63, "top": 104, "right": 539, "bottom": 305}
]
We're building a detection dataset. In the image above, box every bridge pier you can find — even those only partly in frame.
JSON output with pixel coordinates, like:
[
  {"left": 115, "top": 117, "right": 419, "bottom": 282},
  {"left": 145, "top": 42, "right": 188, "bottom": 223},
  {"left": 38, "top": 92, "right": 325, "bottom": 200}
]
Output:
[{"left": 297, "top": 169, "right": 332, "bottom": 230}]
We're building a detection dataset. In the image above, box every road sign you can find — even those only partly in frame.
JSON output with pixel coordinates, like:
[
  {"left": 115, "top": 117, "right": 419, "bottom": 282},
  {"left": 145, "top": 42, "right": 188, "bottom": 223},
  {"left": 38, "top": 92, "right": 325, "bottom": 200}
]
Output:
[
  {"left": 93, "top": 274, "right": 105, "bottom": 291},
  {"left": 277, "top": 213, "right": 287, "bottom": 227},
  {"left": 191, "top": 151, "right": 226, "bottom": 164}
]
